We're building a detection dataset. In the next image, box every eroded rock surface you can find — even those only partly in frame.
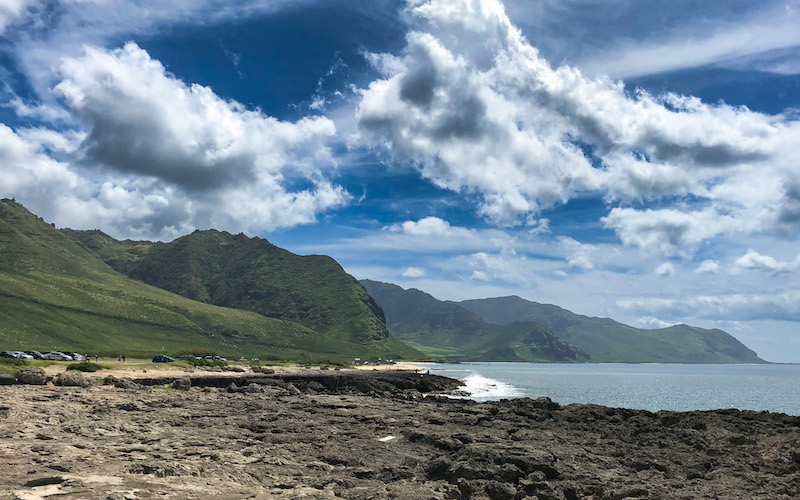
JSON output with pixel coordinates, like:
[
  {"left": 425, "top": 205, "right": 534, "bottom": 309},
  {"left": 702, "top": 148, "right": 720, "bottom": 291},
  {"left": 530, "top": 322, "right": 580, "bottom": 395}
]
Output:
[{"left": 0, "top": 373, "right": 798, "bottom": 499}]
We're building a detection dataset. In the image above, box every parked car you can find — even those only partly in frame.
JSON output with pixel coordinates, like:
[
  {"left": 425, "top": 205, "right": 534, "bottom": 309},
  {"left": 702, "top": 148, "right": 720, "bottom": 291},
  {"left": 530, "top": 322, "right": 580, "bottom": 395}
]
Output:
[
  {"left": 23, "top": 350, "right": 46, "bottom": 360},
  {"left": 66, "top": 352, "right": 87, "bottom": 361},
  {"left": 251, "top": 358, "right": 260, "bottom": 362},
  {"left": 43, "top": 352, "right": 73, "bottom": 361},
  {"left": 152, "top": 355, "right": 175, "bottom": 363},
  {"left": 12, "top": 351, "right": 33, "bottom": 360},
  {"left": 1, "top": 350, "right": 20, "bottom": 358}
]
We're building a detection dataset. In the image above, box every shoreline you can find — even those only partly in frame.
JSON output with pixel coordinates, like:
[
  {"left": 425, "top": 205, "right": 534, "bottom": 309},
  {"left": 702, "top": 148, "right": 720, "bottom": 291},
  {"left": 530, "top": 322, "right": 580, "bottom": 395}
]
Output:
[{"left": 1, "top": 370, "right": 798, "bottom": 499}]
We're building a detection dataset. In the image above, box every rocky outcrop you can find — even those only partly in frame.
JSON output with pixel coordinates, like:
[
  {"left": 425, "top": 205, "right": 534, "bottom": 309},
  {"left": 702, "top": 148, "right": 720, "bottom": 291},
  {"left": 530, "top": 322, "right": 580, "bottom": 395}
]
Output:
[
  {"left": 15, "top": 367, "right": 47, "bottom": 385},
  {"left": 54, "top": 371, "right": 90, "bottom": 387},
  {"left": 1, "top": 372, "right": 797, "bottom": 499}
]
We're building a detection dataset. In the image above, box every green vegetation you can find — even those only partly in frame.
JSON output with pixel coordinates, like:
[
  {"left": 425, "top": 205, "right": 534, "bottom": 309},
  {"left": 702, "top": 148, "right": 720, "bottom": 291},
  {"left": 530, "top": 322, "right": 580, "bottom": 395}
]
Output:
[
  {"left": 0, "top": 199, "right": 416, "bottom": 361},
  {"left": 0, "top": 357, "right": 28, "bottom": 375},
  {"left": 458, "top": 296, "right": 765, "bottom": 363},
  {"left": 360, "top": 280, "right": 588, "bottom": 362},
  {"left": 66, "top": 361, "right": 105, "bottom": 372},
  {"left": 65, "top": 224, "right": 416, "bottom": 358}
]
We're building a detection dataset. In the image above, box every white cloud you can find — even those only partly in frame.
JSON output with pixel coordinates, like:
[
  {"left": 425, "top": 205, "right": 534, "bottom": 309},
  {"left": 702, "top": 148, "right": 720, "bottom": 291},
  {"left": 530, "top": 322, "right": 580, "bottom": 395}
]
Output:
[
  {"left": 354, "top": 0, "right": 800, "bottom": 252},
  {"left": 654, "top": 262, "right": 675, "bottom": 277},
  {"left": 401, "top": 266, "right": 426, "bottom": 278},
  {"left": 733, "top": 250, "right": 800, "bottom": 274},
  {"left": 0, "top": 124, "right": 80, "bottom": 217},
  {"left": 467, "top": 249, "right": 536, "bottom": 287},
  {"left": 390, "top": 216, "right": 469, "bottom": 237},
  {"left": 560, "top": 236, "right": 598, "bottom": 271},
  {"left": 694, "top": 259, "right": 720, "bottom": 274},
  {"left": 470, "top": 270, "right": 489, "bottom": 281},
  {"left": 637, "top": 316, "right": 679, "bottom": 329},
  {"left": 0, "top": 0, "right": 37, "bottom": 33},
  {"left": 1, "top": 43, "right": 348, "bottom": 239}
]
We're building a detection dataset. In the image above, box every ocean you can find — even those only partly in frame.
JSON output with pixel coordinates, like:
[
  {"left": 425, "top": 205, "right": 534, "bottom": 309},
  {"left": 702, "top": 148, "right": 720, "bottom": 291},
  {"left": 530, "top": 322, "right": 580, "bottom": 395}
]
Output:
[{"left": 421, "top": 362, "right": 800, "bottom": 416}]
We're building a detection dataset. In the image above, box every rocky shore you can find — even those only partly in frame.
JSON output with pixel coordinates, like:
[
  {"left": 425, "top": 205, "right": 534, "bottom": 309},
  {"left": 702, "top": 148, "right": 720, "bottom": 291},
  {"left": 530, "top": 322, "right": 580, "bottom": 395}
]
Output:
[{"left": 1, "top": 370, "right": 798, "bottom": 499}]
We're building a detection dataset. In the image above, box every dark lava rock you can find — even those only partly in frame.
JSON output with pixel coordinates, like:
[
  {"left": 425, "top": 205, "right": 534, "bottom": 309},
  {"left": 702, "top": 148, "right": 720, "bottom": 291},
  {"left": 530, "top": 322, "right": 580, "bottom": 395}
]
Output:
[
  {"left": 16, "top": 367, "right": 48, "bottom": 385},
  {"left": 485, "top": 480, "right": 516, "bottom": 500},
  {"left": 0, "top": 374, "right": 17, "bottom": 385},
  {"left": 23, "top": 476, "right": 66, "bottom": 487}
]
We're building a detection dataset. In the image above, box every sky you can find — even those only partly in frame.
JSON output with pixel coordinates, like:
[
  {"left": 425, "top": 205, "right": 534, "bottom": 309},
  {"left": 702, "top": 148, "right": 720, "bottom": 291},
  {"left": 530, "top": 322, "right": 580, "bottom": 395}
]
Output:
[{"left": 1, "top": 0, "right": 799, "bottom": 362}]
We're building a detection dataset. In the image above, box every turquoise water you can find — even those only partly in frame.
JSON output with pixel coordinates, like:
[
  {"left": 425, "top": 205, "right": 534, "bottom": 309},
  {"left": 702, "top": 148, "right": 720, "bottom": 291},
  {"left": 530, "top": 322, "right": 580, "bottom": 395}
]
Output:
[{"left": 422, "top": 363, "right": 800, "bottom": 416}]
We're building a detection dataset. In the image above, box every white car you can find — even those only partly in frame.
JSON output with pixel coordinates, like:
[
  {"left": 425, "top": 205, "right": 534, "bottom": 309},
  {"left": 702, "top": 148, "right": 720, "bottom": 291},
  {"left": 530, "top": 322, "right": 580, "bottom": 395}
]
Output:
[
  {"left": 43, "top": 352, "right": 73, "bottom": 361},
  {"left": 12, "top": 351, "right": 34, "bottom": 360}
]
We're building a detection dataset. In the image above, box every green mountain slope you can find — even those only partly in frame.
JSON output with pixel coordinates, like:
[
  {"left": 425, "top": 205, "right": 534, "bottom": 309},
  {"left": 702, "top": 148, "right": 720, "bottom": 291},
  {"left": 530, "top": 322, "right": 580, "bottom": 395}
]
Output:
[
  {"left": 65, "top": 228, "right": 408, "bottom": 354},
  {"left": 0, "top": 199, "right": 413, "bottom": 359},
  {"left": 459, "top": 296, "right": 765, "bottom": 363},
  {"left": 360, "top": 280, "right": 588, "bottom": 362}
]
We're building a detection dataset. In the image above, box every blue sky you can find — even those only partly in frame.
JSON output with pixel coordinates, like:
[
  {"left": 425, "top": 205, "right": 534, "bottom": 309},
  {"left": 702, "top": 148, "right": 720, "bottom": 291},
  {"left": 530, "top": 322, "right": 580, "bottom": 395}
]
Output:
[{"left": 1, "top": 0, "right": 799, "bottom": 362}]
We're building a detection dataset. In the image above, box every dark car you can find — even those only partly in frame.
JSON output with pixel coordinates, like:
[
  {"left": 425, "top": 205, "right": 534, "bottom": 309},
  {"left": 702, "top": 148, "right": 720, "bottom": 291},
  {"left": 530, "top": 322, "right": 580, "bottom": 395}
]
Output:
[
  {"left": 24, "top": 350, "right": 46, "bottom": 360},
  {"left": 1, "top": 350, "right": 19, "bottom": 358},
  {"left": 152, "top": 355, "right": 175, "bottom": 363}
]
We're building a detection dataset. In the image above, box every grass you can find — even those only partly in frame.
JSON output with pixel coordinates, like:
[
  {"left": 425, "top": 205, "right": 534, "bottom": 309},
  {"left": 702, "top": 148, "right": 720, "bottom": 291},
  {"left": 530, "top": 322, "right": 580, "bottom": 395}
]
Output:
[
  {"left": 0, "top": 199, "right": 419, "bottom": 361},
  {"left": 401, "top": 341, "right": 468, "bottom": 359}
]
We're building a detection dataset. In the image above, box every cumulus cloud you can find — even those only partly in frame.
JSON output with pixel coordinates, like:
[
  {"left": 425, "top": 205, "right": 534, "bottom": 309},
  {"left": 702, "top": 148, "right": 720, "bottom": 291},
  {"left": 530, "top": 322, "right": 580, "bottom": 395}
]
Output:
[
  {"left": 559, "top": 236, "right": 598, "bottom": 271},
  {"left": 1, "top": 43, "right": 348, "bottom": 239},
  {"left": 390, "top": 216, "right": 468, "bottom": 237},
  {"left": 468, "top": 249, "right": 535, "bottom": 287},
  {"left": 654, "top": 262, "right": 675, "bottom": 277},
  {"left": 637, "top": 316, "right": 679, "bottom": 329},
  {"left": 694, "top": 259, "right": 720, "bottom": 274},
  {"left": 402, "top": 266, "right": 426, "bottom": 278},
  {"left": 734, "top": 250, "right": 800, "bottom": 274},
  {"left": 355, "top": 0, "right": 800, "bottom": 251}
]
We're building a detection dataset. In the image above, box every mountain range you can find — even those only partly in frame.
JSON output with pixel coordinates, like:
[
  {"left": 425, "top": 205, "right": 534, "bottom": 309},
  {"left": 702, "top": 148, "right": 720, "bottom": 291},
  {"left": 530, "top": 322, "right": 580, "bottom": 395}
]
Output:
[{"left": 361, "top": 280, "right": 765, "bottom": 364}]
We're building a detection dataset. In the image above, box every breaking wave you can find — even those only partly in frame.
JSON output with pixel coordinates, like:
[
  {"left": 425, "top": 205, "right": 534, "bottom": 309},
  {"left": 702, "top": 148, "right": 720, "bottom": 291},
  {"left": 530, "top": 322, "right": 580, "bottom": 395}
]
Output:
[{"left": 459, "top": 373, "right": 523, "bottom": 401}]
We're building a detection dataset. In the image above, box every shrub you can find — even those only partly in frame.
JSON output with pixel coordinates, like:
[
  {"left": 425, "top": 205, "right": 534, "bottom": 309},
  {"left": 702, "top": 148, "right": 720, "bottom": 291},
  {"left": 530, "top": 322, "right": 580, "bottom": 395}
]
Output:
[{"left": 66, "top": 361, "right": 104, "bottom": 372}]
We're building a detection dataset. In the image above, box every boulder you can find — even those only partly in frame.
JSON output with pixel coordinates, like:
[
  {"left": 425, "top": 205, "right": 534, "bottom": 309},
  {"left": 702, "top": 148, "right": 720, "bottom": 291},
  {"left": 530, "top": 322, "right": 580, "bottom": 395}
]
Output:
[
  {"left": 171, "top": 378, "right": 191, "bottom": 391},
  {"left": 16, "top": 367, "right": 48, "bottom": 385},
  {"left": 104, "top": 376, "right": 142, "bottom": 390},
  {"left": 0, "top": 374, "right": 17, "bottom": 385},
  {"left": 55, "top": 371, "right": 90, "bottom": 388}
]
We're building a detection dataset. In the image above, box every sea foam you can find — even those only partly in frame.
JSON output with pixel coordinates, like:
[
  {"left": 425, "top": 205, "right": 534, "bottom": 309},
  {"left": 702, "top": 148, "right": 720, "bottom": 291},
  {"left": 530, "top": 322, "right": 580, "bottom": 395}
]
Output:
[{"left": 459, "top": 373, "right": 522, "bottom": 401}]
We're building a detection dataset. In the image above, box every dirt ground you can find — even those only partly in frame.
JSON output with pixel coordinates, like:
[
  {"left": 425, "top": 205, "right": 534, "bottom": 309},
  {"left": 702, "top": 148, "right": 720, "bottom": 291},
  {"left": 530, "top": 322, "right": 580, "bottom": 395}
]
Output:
[{"left": 1, "top": 370, "right": 799, "bottom": 500}]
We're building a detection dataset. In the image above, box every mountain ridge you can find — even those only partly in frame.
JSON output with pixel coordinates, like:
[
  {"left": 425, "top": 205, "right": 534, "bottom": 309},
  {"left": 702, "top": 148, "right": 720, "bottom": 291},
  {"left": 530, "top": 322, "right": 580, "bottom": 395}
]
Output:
[
  {"left": 361, "top": 280, "right": 764, "bottom": 364},
  {"left": 458, "top": 295, "right": 765, "bottom": 363},
  {"left": 0, "top": 199, "right": 414, "bottom": 360},
  {"left": 360, "top": 279, "right": 589, "bottom": 362}
]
